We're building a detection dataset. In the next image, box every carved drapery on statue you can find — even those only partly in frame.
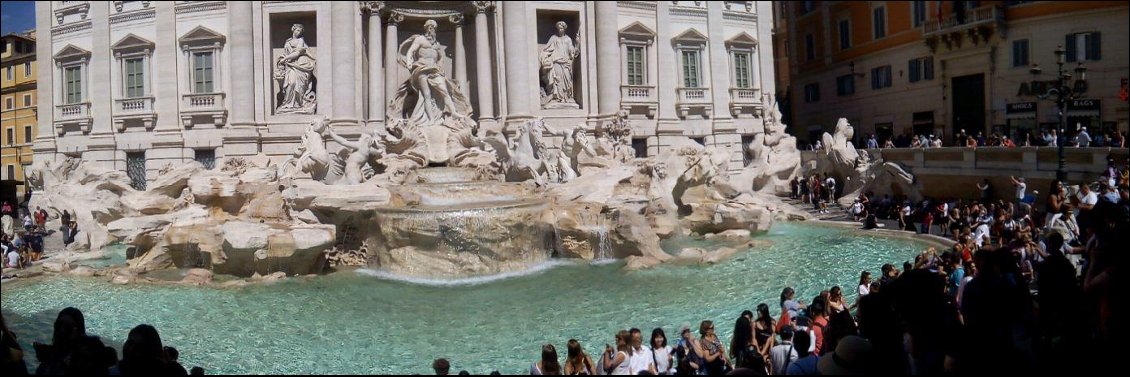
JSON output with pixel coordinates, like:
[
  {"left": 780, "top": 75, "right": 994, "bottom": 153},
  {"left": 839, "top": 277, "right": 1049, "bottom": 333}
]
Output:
[
  {"left": 386, "top": 18, "right": 485, "bottom": 167},
  {"left": 539, "top": 21, "right": 581, "bottom": 109},
  {"left": 275, "top": 23, "right": 317, "bottom": 114}
]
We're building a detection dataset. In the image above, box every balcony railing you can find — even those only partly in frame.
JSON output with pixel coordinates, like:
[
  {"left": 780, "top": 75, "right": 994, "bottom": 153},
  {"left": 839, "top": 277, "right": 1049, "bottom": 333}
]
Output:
[
  {"left": 180, "top": 92, "right": 227, "bottom": 128},
  {"left": 676, "top": 87, "right": 711, "bottom": 103},
  {"left": 729, "top": 87, "right": 760, "bottom": 103},
  {"left": 621, "top": 85, "right": 655, "bottom": 101},
  {"left": 922, "top": 6, "right": 1002, "bottom": 36},
  {"left": 183, "top": 92, "right": 224, "bottom": 109},
  {"left": 116, "top": 96, "right": 154, "bottom": 114},
  {"left": 55, "top": 102, "right": 90, "bottom": 120}
]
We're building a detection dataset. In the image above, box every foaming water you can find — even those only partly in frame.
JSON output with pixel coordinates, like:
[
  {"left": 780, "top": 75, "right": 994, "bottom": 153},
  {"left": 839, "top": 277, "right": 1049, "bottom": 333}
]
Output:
[
  {"left": 3, "top": 223, "right": 929, "bottom": 375},
  {"left": 356, "top": 260, "right": 581, "bottom": 287}
]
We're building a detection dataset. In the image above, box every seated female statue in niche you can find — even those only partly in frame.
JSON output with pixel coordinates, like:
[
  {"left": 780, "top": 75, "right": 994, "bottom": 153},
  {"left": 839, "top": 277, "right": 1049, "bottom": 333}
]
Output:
[
  {"left": 540, "top": 21, "right": 581, "bottom": 109},
  {"left": 275, "top": 23, "right": 317, "bottom": 114}
]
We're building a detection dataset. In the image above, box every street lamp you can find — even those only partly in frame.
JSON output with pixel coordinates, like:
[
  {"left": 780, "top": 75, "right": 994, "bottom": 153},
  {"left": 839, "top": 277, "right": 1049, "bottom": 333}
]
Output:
[{"left": 1028, "top": 44, "right": 1087, "bottom": 183}]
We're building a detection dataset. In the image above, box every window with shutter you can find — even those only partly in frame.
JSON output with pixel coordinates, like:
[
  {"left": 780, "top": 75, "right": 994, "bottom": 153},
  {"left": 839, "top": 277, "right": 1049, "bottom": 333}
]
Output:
[{"left": 1012, "top": 40, "right": 1029, "bottom": 67}]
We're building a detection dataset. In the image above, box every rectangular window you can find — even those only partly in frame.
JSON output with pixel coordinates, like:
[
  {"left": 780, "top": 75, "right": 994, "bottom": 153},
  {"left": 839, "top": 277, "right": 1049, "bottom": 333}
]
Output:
[
  {"left": 631, "top": 138, "right": 648, "bottom": 158},
  {"left": 1012, "top": 39, "right": 1029, "bottom": 67},
  {"left": 194, "top": 149, "right": 216, "bottom": 170},
  {"left": 5, "top": 166, "right": 13, "bottom": 181},
  {"left": 3, "top": 97, "right": 11, "bottom": 110},
  {"left": 871, "top": 65, "right": 892, "bottom": 89},
  {"left": 838, "top": 19, "right": 851, "bottom": 50},
  {"left": 908, "top": 57, "right": 933, "bottom": 83},
  {"left": 124, "top": 58, "right": 145, "bottom": 98},
  {"left": 804, "top": 83, "right": 820, "bottom": 103},
  {"left": 626, "top": 46, "right": 645, "bottom": 86},
  {"left": 23, "top": 94, "right": 31, "bottom": 107},
  {"left": 836, "top": 75, "right": 855, "bottom": 96},
  {"left": 733, "top": 52, "right": 752, "bottom": 88},
  {"left": 126, "top": 152, "right": 147, "bottom": 191},
  {"left": 64, "top": 66, "right": 82, "bottom": 104},
  {"left": 24, "top": 125, "right": 32, "bottom": 143},
  {"left": 5, "top": 128, "right": 12, "bottom": 146},
  {"left": 1066, "top": 32, "right": 1101, "bottom": 62},
  {"left": 912, "top": 1, "right": 927, "bottom": 27},
  {"left": 192, "top": 51, "right": 215, "bottom": 93},
  {"left": 23, "top": 62, "right": 31, "bottom": 77},
  {"left": 681, "top": 50, "right": 701, "bottom": 88},
  {"left": 873, "top": 6, "right": 887, "bottom": 39},
  {"left": 804, "top": 34, "right": 815, "bottom": 62},
  {"left": 742, "top": 135, "right": 755, "bottom": 166},
  {"left": 4, "top": 66, "right": 11, "bottom": 81}
]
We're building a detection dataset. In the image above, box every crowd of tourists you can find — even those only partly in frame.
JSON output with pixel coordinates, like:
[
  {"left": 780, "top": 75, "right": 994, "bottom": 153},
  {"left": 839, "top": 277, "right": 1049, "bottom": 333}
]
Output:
[
  {"left": 2, "top": 308, "right": 202, "bottom": 375},
  {"left": 854, "top": 127, "right": 1126, "bottom": 150},
  {"left": 2, "top": 206, "right": 81, "bottom": 270}
]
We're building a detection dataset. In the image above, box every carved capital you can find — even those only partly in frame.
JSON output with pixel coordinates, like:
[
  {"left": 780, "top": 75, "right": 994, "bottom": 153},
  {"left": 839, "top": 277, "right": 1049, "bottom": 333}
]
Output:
[
  {"left": 362, "top": 1, "right": 384, "bottom": 14},
  {"left": 387, "top": 11, "right": 404, "bottom": 25},
  {"left": 473, "top": 1, "right": 495, "bottom": 15},
  {"left": 449, "top": 14, "right": 464, "bottom": 26}
]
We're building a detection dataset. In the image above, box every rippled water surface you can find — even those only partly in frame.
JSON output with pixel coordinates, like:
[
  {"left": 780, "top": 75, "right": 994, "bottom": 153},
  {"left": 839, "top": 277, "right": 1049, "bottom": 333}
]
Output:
[{"left": 2, "top": 223, "right": 927, "bottom": 374}]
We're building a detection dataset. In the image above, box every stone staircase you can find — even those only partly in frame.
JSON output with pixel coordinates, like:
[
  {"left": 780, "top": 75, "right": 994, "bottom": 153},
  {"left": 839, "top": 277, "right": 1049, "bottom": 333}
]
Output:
[{"left": 780, "top": 197, "right": 855, "bottom": 222}]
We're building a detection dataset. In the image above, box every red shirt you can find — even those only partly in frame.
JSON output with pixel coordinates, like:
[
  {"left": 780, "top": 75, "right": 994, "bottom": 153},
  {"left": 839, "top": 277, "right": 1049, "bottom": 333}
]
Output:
[{"left": 813, "top": 316, "right": 828, "bottom": 355}]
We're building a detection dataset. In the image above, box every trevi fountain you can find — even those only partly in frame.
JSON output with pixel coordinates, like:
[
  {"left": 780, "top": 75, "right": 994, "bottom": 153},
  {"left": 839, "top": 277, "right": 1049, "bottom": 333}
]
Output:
[{"left": 2, "top": 6, "right": 931, "bottom": 374}]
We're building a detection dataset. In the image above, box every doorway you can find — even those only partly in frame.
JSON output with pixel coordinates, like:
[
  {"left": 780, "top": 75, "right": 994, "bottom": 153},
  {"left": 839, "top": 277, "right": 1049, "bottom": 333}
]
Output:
[{"left": 951, "top": 74, "right": 985, "bottom": 137}]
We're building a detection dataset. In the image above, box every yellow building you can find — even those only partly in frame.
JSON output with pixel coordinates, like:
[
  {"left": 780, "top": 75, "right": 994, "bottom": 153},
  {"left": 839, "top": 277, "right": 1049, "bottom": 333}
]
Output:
[{"left": 2, "top": 31, "right": 37, "bottom": 203}]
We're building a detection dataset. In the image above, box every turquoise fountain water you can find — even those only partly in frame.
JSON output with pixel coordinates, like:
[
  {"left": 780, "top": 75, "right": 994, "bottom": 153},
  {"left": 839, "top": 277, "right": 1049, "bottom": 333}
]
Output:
[{"left": 1, "top": 223, "right": 928, "bottom": 375}]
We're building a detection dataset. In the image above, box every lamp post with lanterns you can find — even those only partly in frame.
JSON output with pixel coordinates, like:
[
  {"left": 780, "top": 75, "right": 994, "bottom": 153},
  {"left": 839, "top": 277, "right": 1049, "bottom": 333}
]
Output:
[{"left": 1028, "top": 44, "right": 1087, "bottom": 183}]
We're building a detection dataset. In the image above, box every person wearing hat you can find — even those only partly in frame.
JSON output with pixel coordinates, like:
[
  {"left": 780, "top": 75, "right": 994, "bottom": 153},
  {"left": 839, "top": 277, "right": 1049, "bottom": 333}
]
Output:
[
  {"left": 1076, "top": 125, "right": 1091, "bottom": 147},
  {"left": 817, "top": 336, "right": 873, "bottom": 375}
]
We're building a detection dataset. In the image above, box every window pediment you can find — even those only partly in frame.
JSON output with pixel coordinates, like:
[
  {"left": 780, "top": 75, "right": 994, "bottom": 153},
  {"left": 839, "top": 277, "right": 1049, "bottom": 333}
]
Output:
[
  {"left": 726, "top": 32, "right": 758, "bottom": 49},
  {"left": 111, "top": 33, "right": 155, "bottom": 55},
  {"left": 54, "top": 44, "right": 92, "bottom": 63},
  {"left": 673, "top": 28, "right": 708, "bottom": 48},
  {"left": 619, "top": 21, "right": 656, "bottom": 42},
  {"left": 178, "top": 25, "right": 226, "bottom": 48}
]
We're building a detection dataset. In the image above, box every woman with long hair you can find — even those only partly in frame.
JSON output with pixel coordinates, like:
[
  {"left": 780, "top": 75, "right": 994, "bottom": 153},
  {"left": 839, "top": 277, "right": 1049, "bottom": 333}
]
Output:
[
  {"left": 563, "top": 339, "right": 594, "bottom": 375},
  {"left": 729, "top": 317, "right": 755, "bottom": 368},
  {"left": 532, "top": 343, "right": 561, "bottom": 375},
  {"left": 113, "top": 324, "right": 184, "bottom": 375},
  {"left": 602, "top": 330, "right": 631, "bottom": 375},
  {"left": 753, "top": 304, "right": 775, "bottom": 358},
  {"left": 33, "top": 307, "right": 88, "bottom": 375},
  {"left": 649, "top": 328, "right": 674, "bottom": 375},
  {"left": 1045, "top": 180, "right": 1066, "bottom": 229},
  {"left": 858, "top": 271, "right": 872, "bottom": 297}
]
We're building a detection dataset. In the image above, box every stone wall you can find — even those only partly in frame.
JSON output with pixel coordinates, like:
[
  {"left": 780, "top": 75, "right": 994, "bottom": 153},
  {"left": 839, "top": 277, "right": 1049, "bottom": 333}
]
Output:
[{"left": 802, "top": 147, "right": 1128, "bottom": 202}]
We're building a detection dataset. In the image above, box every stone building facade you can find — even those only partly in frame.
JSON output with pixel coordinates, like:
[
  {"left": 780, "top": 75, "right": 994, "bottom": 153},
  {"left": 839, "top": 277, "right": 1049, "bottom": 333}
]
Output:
[
  {"left": 778, "top": 1, "right": 1128, "bottom": 146},
  {"left": 34, "top": 1, "right": 776, "bottom": 187}
]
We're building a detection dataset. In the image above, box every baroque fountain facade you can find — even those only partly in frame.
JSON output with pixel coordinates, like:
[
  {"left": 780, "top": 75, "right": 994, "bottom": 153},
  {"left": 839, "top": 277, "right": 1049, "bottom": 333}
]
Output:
[{"left": 25, "top": 1, "right": 824, "bottom": 282}]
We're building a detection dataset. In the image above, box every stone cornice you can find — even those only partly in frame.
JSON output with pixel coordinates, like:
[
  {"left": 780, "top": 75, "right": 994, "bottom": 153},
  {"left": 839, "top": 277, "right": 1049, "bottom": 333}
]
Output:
[
  {"left": 618, "top": 1, "right": 657, "bottom": 11},
  {"left": 670, "top": 5, "right": 708, "bottom": 18},
  {"left": 722, "top": 10, "right": 757, "bottom": 23},
  {"left": 51, "top": 20, "right": 93, "bottom": 37},
  {"left": 109, "top": 8, "right": 156, "bottom": 25},
  {"left": 175, "top": 1, "right": 227, "bottom": 15}
]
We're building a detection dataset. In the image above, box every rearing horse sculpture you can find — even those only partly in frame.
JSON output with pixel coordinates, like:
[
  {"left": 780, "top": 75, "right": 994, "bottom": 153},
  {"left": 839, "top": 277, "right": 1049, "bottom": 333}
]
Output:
[
  {"left": 282, "top": 116, "right": 332, "bottom": 181},
  {"left": 505, "top": 118, "right": 548, "bottom": 186}
]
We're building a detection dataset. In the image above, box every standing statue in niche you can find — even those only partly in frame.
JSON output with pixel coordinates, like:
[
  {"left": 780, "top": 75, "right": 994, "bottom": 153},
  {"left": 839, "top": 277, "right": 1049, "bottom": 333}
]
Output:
[
  {"left": 391, "top": 19, "right": 473, "bottom": 128},
  {"left": 540, "top": 21, "right": 581, "bottom": 109},
  {"left": 275, "top": 23, "right": 317, "bottom": 114}
]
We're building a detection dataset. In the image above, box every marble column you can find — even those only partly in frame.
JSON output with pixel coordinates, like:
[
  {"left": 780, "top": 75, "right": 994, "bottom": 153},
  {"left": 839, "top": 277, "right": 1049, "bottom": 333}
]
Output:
[
  {"left": 364, "top": 2, "right": 384, "bottom": 123},
  {"left": 331, "top": 1, "right": 357, "bottom": 124},
  {"left": 451, "top": 15, "right": 468, "bottom": 92},
  {"left": 706, "top": 2, "right": 732, "bottom": 121},
  {"left": 656, "top": 1, "right": 677, "bottom": 122},
  {"left": 502, "top": 2, "right": 530, "bottom": 119},
  {"left": 473, "top": 1, "right": 495, "bottom": 120},
  {"left": 154, "top": 1, "right": 179, "bottom": 132},
  {"left": 229, "top": 1, "right": 254, "bottom": 127},
  {"left": 594, "top": 1, "right": 620, "bottom": 117},
  {"left": 89, "top": 2, "right": 111, "bottom": 136},
  {"left": 385, "top": 12, "right": 403, "bottom": 116},
  {"left": 33, "top": 1, "right": 54, "bottom": 144}
]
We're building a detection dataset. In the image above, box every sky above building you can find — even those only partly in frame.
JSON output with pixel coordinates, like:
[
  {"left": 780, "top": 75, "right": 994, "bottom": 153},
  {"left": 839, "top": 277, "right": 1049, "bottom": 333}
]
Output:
[{"left": 1, "top": 1, "right": 34, "bottom": 35}]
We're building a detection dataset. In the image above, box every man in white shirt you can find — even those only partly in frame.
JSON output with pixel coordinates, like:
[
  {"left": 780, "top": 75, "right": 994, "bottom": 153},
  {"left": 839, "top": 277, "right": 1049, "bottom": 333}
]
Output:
[
  {"left": 769, "top": 326, "right": 799, "bottom": 375},
  {"left": 6, "top": 245, "right": 21, "bottom": 269},
  {"left": 1011, "top": 176, "right": 1027, "bottom": 206},
  {"left": 1076, "top": 126, "right": 1091, "bottom": 147},
  {"left": 628, "top": 328, "right": 656, "bottom": 375},
  {"left": 824, "top": 175, "right": 837, "bottom": 204}
]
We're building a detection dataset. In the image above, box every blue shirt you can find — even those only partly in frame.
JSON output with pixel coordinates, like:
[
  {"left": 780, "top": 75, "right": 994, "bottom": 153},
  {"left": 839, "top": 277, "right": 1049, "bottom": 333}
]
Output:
[{"left": 787, "top": 355, "right": 820, "bottom": 375}]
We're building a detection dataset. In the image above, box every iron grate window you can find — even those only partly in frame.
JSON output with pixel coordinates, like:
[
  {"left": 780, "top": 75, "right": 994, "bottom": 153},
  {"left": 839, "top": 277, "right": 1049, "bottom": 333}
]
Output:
[{"left": 126, "top": 152, "right": 147, "bottom": 191}]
